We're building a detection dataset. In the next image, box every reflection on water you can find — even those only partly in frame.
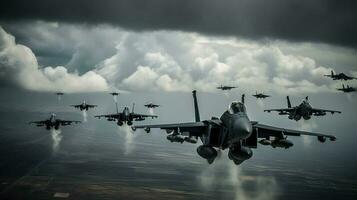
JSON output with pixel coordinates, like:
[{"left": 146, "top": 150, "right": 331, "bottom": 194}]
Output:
[{"left": 198, "top": 158, "right": 279, "bottom": 200}]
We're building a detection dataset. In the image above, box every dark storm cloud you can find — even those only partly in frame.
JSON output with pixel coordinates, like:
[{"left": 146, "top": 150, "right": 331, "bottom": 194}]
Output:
[{"left": 0, "top": 0, "right": 357, "bottom": 48}]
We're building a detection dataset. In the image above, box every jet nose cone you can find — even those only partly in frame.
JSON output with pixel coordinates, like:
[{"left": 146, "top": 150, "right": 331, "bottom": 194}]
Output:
[{"left": 231, "top": 117, "right": 252, "bottom": 141}]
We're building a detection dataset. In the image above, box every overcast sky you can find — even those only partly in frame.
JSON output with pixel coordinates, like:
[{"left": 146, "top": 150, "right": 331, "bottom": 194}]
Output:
[{"left": 1, "top": 2, "right": 357, "bottom": 199}]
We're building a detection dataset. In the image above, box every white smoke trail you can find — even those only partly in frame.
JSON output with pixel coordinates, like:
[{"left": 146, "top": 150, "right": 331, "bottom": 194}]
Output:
[
  {"left": 51, "top": 129, "right": 62, "bottom": 153},
  {"left": 198, "top": 158, "right": 279, "bottom": 200},
  {"left": 117, "top": 124, "right": 136, "bottom": 155},
  {"left": 148, "top": 108, "right": 155, "bottom": 115},
  {"left": 257, "top": 99, "right": 265, "bottom": 108},
  {"left": 346, "top": 93, "right": 353, "bottom": 102},
  {"left": 297, "top": 120, "right": 318, "bottom": 147},
  {"left": 82, "top": 110, "right": 88, "bottom": 122},
  {"left": 57, "top": 95, "right": 61, "bottom": 102},
  {"left": 223, "top": 91, "right": 230, "bottom": 99},
  {"left": 113, "top": 95, "right": 117, "bottom": 103}
]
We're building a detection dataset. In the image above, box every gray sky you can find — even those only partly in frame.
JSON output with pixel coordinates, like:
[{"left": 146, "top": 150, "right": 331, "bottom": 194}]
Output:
[{"left": 0, "top": 1, "right": 357, "bottom": 199}]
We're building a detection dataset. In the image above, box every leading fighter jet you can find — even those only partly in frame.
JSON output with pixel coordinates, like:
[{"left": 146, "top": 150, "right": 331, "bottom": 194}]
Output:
[
  {"left": 71, "top": 101, "right": 97, "bottom": 111},
  {"left": 324, "top": 70, "right": 356, "bottom": 81},
  {"left": 217, "top": 85, "right": 237, "bottom": 91},
  {"left": 264, "top": 96, "right": 341, "bottom": 121},
  {"left": 337, "top": 84, "right": 356, "bottom": 93},
  {"left": 95, "top": 103, "right": 157, "bottom": 126},
  {"left": 30, "top": 113, "right": 81, "bottom": 130},
  {"left": 252, "top": 91, "right": 270, "bottom": 99},
  {"left": 132, "top": 91, "right": 336, "bottom": 165}
]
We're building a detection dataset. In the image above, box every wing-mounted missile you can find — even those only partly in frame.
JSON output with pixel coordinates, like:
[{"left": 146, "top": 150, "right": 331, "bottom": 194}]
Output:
[
  {"left": 259, "top": 139, "right": 272, "bottom": 145},
  {"left": 271, "top": 138, "right": 294, "bottom": 149},
  {"left": 184, "top": 136, "right": 198, "bottom": 144},
  {"left": 144, "top": 127, "right": 150, "bottom": 133},
  {"left": 314, "top": 112, "right": 326, "bottom": 116},
  {"left": 167, "top": 134, "right": 185, "bottom": 143}
]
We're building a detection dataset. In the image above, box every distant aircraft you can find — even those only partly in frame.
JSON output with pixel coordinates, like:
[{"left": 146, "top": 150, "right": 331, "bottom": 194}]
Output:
[
  {"left": 264, "top": 96, "right": 341, "bottom": 121},
  {"left": 71, "top": 101, "right": 97, "bottom": 111},
  {"left": 132, "top": 91, "right": 336, "bottom": 165},
  {"left": 95, "top": 103, "right": 157, "bottom": 126},
  {"left": 110, "top": 92, "right": 119, "bottom": 96},
  {"left": 337, "top": 84, "right": 356, "bottom": 93},
  {"left": 324, "top": 70, "right": 356, "bottom": 81},
  {"left": 55, "top": 92, "right": 64, "bottom": 96},
  {"left": 217, "top": 85, "right": 237, "bottom": 90},
  {"left": 144, "top": 103, "right": 160, "bottom": 108},
  {"left": 30, "top": 113, "right": 81, "bottom": 130},
  {"left": 252, "top": 91, "right": 270, "bottom": 99}
]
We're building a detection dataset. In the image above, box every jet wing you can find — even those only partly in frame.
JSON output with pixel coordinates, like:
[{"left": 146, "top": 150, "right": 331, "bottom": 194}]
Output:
[
  {"left": 311, "top": 108, "right": 341, "bottom": 115},
  {"left": 133, "top": 122, "right": 207, "bottom": 137},
  {"left": 59, "top": 120, "right": 81, "bottom": 126},
  {"left": 253, "top": 123, "right": 336, "bottom": 141},
  {"left": 264, "top": 108, "right": 294, "bottom": 114},
  {"left": 71, "top": 105, "right": 80, "bottom": 108},
  {"left": 87, "top": 104, "right": 97, "bottom": 108},
  {"left": 95, "top": 113, "right": 122, "bottom": 119},
  {"left": 131, "top": 113, "right": 158, "bottom": 119},
  {"left": 29, "top": 120, "right": 46, "bottom": 125}
]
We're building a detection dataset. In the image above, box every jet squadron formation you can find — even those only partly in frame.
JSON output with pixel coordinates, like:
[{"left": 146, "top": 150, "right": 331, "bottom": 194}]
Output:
[
  {"left": 28, "top": 68, "right": 355, "bottom": 166},
  {"left": 324, "top": 70, "right": 356, "bottom": 93}
]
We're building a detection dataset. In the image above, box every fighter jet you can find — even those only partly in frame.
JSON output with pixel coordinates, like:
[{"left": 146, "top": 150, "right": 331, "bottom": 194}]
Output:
[
  {"left": 95, "top": 102, "right": 157, "bottom": 126},
  {"left": 110, "top": 92, "right": 119, "bottom": 96},
  {"left": 144, "top": 103, "right": 160, "bottom": 108},
  {"left": 71, "top": 101, "right": 97, "bottom": 111},
  {"left": 337, "top": 84, "right": 356, "bottom": 93},
  {"left": 264, "top": 96, "right": 341, "bottom": 121},
  {"left": 324, "top": 70, "right": 356, "bottom": 81},
  {"left": 132, "top": 91, "right": 336, "bottom": 165},
  {"left": 55, "top": 92, "right": 64, "bottom": 96},
  {"left": 252, "top": 91, "right": 270, "bottom": 99},
  {"left": 30, "top": 113, "right": 81, "bottom": 130},
  {"left": 217, "top": 85, "right": 237, "bottom": 91}
]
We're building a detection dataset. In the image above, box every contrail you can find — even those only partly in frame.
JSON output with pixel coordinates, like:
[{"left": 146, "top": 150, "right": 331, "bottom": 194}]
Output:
[
  {"left": 257, "top": 99, "right": 265, "bottom": 108},
  {"left": 113, "top": 95, "right": 118, "bottom": 103},
  {"left": 82, "top": 110, "right": 88, "bottom": 122},
  {"left": 51, "top": 128, "right": 62, "bottom": 153},
  {"left": 117, "top": 124, "right": 136, "bottom": 155},
  {"left": 297, "top": 120, "right": 317, "bottom": 147},
  {"left": 57, "top": 95, "right": 61, "bottom": 102},
  {"left": 148, "top": 108, "right": 155, "bottom": 115}
]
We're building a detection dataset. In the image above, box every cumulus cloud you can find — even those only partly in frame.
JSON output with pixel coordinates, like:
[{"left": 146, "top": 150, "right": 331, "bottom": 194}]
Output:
[
  {"left": 0, "top": 26, "right": 109, "bottom": 92},
  {"left": 95, "top": 30, "right": 340, "bottom": 94}
]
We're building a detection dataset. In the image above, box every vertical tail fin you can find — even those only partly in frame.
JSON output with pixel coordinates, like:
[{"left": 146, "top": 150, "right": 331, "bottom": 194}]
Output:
[
  {"left": 241, "top": 94, "right": 245, "bottom": 104},
  {"left": 343, "top": 84, "right": 345, "bottom": 89},
  {"left": 132, "top": 103, "right": 135, "bottom": 113},
  {"left": 192, "top": 90, "right": 200, "bottom": 122},
  {"left": 331, "top": 70, "right": 334, "bottom": 76},
  {"left": 305, "top": 96, "right": 309, "bottom": 101},
  {"left": 287, "top": 96, "right": 292, "bottom": 108}
]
